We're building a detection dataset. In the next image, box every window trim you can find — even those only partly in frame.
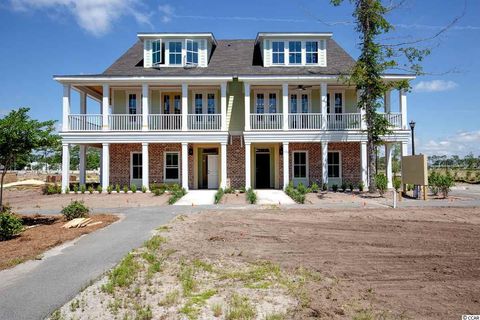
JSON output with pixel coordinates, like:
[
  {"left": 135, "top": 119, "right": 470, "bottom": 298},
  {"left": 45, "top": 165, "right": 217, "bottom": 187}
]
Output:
[
  {"left": 327, "top": 150, "right": 342, "bottom": 179},
  {"left": 288, "top": 41, "right": 302, "bottom": 65},
  {"left": 125, "top": 90, "right": 141, "bottom": 115},
  {"left": 327, "top": 90, "right": 345, "bottom": 114},
  {"left": 164, "top": 151, "right": 180, "bottom": 183},
  {"left": 288, "top": 90, "right": 311, "bottom": 113},
  {"left": 253, "top": 89, "right": 280, "bottom": 113},
  {"left": 305, "top": 41, "right": 319, "bottom": 65},
  {"left": 166, "top": 40, "right": 183, "bottom": 66},
  {"left": 268, "top": 39, "right": 323, "bottom": 66},
  {"left": 271, "top": 41, "right": 285, "bottom": 65},
  {"left": 292, "top": 150, "right": 309, "bottom": 180},
  {"left": 152, "top": 39, "right": 162, "bottom": 66},
  {"left": 191, "top": 90, "right": 218, "bottom": 114},
  {"left": 185, "top": 39, "right": 199, "bottom": 65},
  {"left": 130, "top": 151, "right": 143, "bottom": 182}
]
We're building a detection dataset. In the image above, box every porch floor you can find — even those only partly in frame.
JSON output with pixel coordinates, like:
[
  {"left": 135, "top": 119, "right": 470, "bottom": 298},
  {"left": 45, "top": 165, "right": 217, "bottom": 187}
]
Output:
[
  {"left": 255, "top": 189, "right": 295, "bottom": 205},
  {"left": 174, "top": 190, "right": 216, "bottom": 206}
]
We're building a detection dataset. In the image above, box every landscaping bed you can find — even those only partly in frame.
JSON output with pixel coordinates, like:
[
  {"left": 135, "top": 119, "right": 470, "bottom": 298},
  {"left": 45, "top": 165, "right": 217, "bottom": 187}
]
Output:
[{"left": 0, "top": 213, "right": 118, "bottom": 270}]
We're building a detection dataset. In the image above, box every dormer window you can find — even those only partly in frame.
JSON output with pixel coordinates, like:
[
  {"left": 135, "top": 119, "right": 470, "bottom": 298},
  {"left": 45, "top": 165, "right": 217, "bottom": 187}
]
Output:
[
  {"left": 306, "top": 41, "right": 318, "bottom": 64},
  {"left": 288, "top": 41, "right": 302, "bottom": 64},
  {"left": 169, "top": 42, "right": 182, "bottom": 65},
  {"left": 152, "top": 40, "right": 162, "bottom": 65},
  {"left": 186, "top": 39, "right": 199, "bottom": 65},
  {"left": 272, "top": 41, "right": 284, "bottom": 65}
]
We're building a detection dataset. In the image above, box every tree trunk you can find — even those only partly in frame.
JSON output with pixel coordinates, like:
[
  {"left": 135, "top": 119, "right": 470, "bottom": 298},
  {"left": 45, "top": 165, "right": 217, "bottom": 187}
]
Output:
[
  {"left": 0, "top": 169, "right": 6, "bottom": 211},
  {"left": 367, "top": 139, "right": 377, "bottom": 193}
]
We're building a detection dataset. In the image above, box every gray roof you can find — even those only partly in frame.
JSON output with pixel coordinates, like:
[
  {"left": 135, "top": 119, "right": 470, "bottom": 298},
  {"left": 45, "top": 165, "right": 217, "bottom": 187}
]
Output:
[{"left": 101, "top": 39, "right": 356, "bottom": 77}]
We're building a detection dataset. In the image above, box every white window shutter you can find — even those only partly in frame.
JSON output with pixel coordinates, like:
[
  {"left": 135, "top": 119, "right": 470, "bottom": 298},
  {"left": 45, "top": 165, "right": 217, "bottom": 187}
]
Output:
[
  {"left": 319, "top": 39, "right": 327, "bottom": 67},
  {"left": 144, "top": 40, "right": 152, "bottom": 68},
  {"left": 199, "top": 39, "right": 207, "bottom": 67},
  {"left": 264, "top": 39, "right": 272, "bottom": 67}
]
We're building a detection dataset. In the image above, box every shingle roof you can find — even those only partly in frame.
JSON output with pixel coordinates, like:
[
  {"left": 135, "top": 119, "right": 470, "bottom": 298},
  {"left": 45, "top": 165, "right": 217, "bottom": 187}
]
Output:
[{"left": 101, "top": 39, "right": 356, "bottom": 77}]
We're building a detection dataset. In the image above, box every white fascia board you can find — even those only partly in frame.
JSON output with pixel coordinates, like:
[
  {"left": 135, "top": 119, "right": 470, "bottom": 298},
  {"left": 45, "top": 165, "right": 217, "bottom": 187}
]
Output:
[
  {"left": 138, "top": 33, "right": 217, "bottom": 45},
  {"left": 53, "top": 76, "right": 232, "bottom": 85},
  {"left": 256, "top": 32, "right": 333, "bottom": 43},
  {"left": 238, "top": 74, "right": 415, "bottom": 84}
]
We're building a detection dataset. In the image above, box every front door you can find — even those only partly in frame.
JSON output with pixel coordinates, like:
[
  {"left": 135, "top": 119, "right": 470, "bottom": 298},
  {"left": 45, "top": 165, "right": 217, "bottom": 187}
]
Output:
[
  {"left": 255, "top": 151, "right": 271, "bottom": 189},
  {"left": 207, "top": 155, "right": 219, "bottom": 189}
]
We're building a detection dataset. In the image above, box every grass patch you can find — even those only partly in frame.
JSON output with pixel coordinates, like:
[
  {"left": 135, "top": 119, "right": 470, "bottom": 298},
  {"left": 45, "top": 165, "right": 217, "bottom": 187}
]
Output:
[
  {"left": 180, "top": 289, "right": 218, "bottom": 320},
  {"left": 158, "top": 289, "right": 180, "bottom": 307},
  {"left": 101, "top": 253, "right": 140, "bottom": 294},
  {"left": 192, "top": 259, "right": 214, "bottom": 273},
  {"left": 226, "top": 294, "right": 256, "bottom": 320},
  {"left": 219, "top": 261, "right": 281, "bottom": 286},
  {"left": 353, "top": 309, "right": 374, "bottom": 320},
  {"left": 214, "top": 188, "right": 225, "bottom": 204},
  {"left": 265, "top": 314, "right": 286, "bottom": 320},
  {"left": 179, "top": 262, "right": 197, "bottom": 296},
  {"left": 211, "top": 303, "right": 223, "bottom": 317},
  {"left": 143, "top": 235, "right": 166, "bottom": 251},
  {"left": 155, "top": 225, "right": 171, "bottom": 232}
]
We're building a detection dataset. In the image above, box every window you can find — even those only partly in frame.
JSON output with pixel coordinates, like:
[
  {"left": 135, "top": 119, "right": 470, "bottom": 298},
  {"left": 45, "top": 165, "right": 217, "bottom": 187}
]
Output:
[
  {"left": 293, "top": 151, "right": 307, "bottom": 179},
  {"left": 268, "top": 93, "right": 277, "bottom": 113},
  {"left": 195, "top": 93, "right": 203, "bottom": 114},
  {"left": 128, "top": 94, "right": 137, "bottom": 115},
  {"left": 131, "top": 153, "right": 142, "bottom": 180},
  {"left": 174, "top": 95, "right": 181, "bottom": 114},
  {"left": 256, "top": 93, "right": 265, "bottom": 113},
  {"left": 164, "top": 152, "right": 179, "bottom": 181},
  {"left": 290, "top": 94, "right": 297, "bottom": 113},
  {"left": 289, "top": 41, "right": 302, "bottom": 64},
  {"left": 169, "top": 41, "right": 182, "bottom": 65},
  {"left": 328, "top": 152, "right": 341, "bottom": 178},
  {"left": 301, "top": 94, "right": 309, "bottom": 113},
  {"left": 163, "top": 95, "right": 170, "bottom": 114},
  {"left": 207, "top": 93, "right": 216, "bottom": 114},
  {"left": 272, "top": 41, "right": 285, "bottom": 64},
  {"left": 306, "top": 41, "right": 318, "bottom": 64},
  {"left": 290, "top": 93, "right": 309, "bottom": 113},
  {"left": 327, "top": 93, "right": 331, "bottom": 113},
  {"left": 152, "top": 40, "right": 162, "bottom": 65},
  {"left": 334, "top": 93, "right": 343, "bottom": 113},
  {"left": 186, "top": 39, "right": 199, "bottom": 65}
]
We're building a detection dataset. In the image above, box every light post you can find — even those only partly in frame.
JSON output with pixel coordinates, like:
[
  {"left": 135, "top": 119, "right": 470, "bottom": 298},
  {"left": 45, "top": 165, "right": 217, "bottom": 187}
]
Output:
[{"left": 409, "top": 120, "right": 416, "bottom": 155}]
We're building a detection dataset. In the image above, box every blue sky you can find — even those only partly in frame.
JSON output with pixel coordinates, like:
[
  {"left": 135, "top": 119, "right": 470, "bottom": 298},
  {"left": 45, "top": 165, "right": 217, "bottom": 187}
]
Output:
[{"left": 0, "top": 0, "right": 479, "bottom": 156}]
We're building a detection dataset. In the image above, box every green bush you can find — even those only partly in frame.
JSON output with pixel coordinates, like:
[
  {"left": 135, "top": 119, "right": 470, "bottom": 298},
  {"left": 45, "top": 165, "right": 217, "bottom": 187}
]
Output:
[
  {"left": 42, "top": 184, "right": 62, "bottom": 195},
  {"left": 428, "top": 172, "right": 440, "bottom": 196},
  {"left": 375, "top": 174, "right": 388, "bottom": 196},
  {"left": 0, "top": 210, "right": 23, "bottom": 240},
  {"left": 340, "top": 182, "right": 347, "bottom": 192},
  {"left": 153, "top": 188, "right": 164, "bottom": 196},
  {"left": 224, "top": 187, "right": 235, "bottom": 194},
  {"left": 309, "top": 182, "right": 319, "bottom": 193},
  {"left": 332, "top": 184, "right": 338, "bottom": 192},
  {"left": 73, "top": 184, "right": 79, "bottom": 194},
  {"left": 97, "top": 185, "right": 103, "bottom": 194},
  {"left": 239, "top": 186, "right": 246, "bottom": 193},
  {"left": 115, "top": 184, "right": 121, "bottom": 193},
  {"left": 246, "top": 188, "right": 257, "bottom": 204},
  {"left": 142, "top": 186, "right": 147, "bottom": 193},
  {"left": 393, "top": 177, "right": 402, "bottom": 192},
  {"left": 437, "top": 174, "right": 455, "bottom": 198},
  {"left": 285, "top": 183, "right": 305, "bottom": 204},
  {"left": 80, "top": 184, "right": 86, "bottom": 194},
  {"left": 296, "top": 182, "right": 307, "bottom": 195},
  {"left": 358, "top": 182, "right": 364, "bottom": 192},
  {"left": 130, "top": 184, "right": 137, "bottom": 193},
  {"left": 88, "top": 186, "right": 94, "bottom": 194},
  {"left": 214, "top": 188, "right": 224, "bottom": 204},
  {"left": 168, "top": 188, "right": 187, "bottom": 205},
  {"left": 349, "top": 182, "right": 354, "bottom": 192},
  {"left": 322, "top": 183, "right": 328, "bottom": 191},
  {"left": 61, "top": 200, "right": 89, "bottom": 221},
  {"left": 107, "top": 185, "right": 113, "bottom": 194},
  {"left": 123, "top": 185, "right": 128, "bottom": 193},
  {"left": 64, "top": 186, "right": 70, "bottom": 194}
]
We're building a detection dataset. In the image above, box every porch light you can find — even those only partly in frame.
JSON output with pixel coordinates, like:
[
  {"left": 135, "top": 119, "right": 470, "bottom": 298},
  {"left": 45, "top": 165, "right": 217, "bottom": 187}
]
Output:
[
  {"left": 409, "top": 120, "right": 416, "bottom": 156},
  {"left": 279, "top": 146, "right": 283, "bottom": 155}
]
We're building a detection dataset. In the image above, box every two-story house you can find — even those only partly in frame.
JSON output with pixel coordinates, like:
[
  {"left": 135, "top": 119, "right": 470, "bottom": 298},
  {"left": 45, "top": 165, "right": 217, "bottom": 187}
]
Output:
[{"left": 55, "top": 32, "right": 413, "bottom": 193}]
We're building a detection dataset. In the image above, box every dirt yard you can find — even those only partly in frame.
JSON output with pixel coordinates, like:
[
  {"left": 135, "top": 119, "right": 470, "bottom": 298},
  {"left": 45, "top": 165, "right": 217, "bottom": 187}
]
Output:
[
  {"left": 0, "top": 214, "right": 118, "bottom": 270},
  {"left": 3, "top": 186, "right": 169, "bottom": 212},
  {"left": 54, "top": 206, "right": 480, "bottom": 319}
]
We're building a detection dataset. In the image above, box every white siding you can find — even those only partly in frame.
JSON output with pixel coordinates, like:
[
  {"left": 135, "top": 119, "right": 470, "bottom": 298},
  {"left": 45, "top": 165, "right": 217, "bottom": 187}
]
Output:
[
  {"left": 199, "top": 39, "right": 207, "bottom": 67},
  {"left": 144, "top": 40, "right": 152, "bottom": 68},
  {"left": 263, "top": 39, "right": 271, "bottom": 67},
  {"left": 319, "top": 39, "right": 327, "bottom": 67}
]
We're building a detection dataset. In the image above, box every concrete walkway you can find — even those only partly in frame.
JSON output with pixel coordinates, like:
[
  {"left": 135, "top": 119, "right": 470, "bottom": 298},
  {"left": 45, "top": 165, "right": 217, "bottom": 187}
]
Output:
[
  {"left": 0, "top": 206, "right": 195, "bottom": 320},
  {"left": 256, "top": 189, "right": 295, "bottom": 205},
  {"left": 174, "top": 190, "right": 217, "bottom": 206}
]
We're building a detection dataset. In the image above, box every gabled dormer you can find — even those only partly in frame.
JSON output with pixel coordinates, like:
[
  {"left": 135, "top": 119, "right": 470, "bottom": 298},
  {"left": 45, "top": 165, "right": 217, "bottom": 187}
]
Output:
[
  {"left": 139, "top": 32, "right": 217, "bottom": 68},
  {"left": 256, "top": 32, "right": 331, "bottom": 67}
]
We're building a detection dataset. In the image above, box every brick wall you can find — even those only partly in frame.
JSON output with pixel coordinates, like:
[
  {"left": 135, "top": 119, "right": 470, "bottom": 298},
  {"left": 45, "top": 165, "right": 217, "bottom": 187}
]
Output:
[
  {"left": 289, "top": 143, "right": 323, "bottom": 186},
  {"left": 329, "top": 142, "right": 361, "bottom": 184},
  {"left": 227, "top": 135, "right": 245, "bottom": 189}
]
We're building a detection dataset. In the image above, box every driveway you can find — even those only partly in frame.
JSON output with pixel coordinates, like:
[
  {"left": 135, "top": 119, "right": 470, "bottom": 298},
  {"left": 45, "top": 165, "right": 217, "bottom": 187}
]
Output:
[{"left": 0, "top": 206, "right": 194, "bottom": 320}]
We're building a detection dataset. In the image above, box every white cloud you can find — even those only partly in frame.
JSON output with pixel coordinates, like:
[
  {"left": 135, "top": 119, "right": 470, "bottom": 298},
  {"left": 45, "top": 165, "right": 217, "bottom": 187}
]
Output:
[
  {"left": 9, "top": 0, "right": 151, "bottom": 36},
  {"left": 413, "top": 80, "right": 458, "bottom": 93},
  {"left": 419, "top": 131, "right": 480, "bottom": 156},
  {"left": 158, "top": 4, "right": 174, "bottom": 23}
]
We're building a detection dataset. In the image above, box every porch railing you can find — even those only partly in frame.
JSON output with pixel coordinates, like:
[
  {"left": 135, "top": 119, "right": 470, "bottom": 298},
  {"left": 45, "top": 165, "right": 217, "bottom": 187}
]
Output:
[
  {"left": 187, "top": 114, "right": 221, "bottom": 131},
  {"left": 68, "top": 114, "right": 102, "bottom": 131},
  {"left": 250, "top": 113, "right": 283, "bottom": 130},
  {"left": 108, "top": 114, "right": 142, "bottom": 131},
  {"left": 327, "top": 113, "right": 361, "bottom": 130},
  {"left": 378, "top": 112, "right": 402, "bottom": 129},
  {"left": 148, "top": 114, "right": 182, "bottom": 131},
  {"left": 288, "top": 113, "right": 322, "bottom": 130}
]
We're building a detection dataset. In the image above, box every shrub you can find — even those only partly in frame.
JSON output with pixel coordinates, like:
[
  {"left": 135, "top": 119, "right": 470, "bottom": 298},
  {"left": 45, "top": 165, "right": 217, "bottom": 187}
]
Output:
[
  {"left": 285, "top": 184, "right": 305, "bottom": 204},
  {"left": 224, "top": 187, "right": 235, "bottom": 194},
  {"left": 0, "top": 210, "right": 23, "bottom": 240},
  {"left": 309, "top": 182, "right": 319, "bottom": 193},
  {"left": 375, "top": 174, "right": 388, "bottom": 196},
  {"left": 428, "top": 172, "right": 440, "bottom": 196},
  {"left": 239, "top": 186, "right": 246, "bottom": 193},
  {"left": 80, "top": 184, "right": 86, "bottom": 194},
  {"left": 214, "top": 188, "right": 224, "bottom": 204},
  {"left": 142, "top": 185, "right": 147, "bottom": 193},
  {"left": 115, "top": 184, "right": 121, "bottom": 193},
  {"left": 107, "top": 185, "right": 113, "bottom": 194},
  {"left": 296, "top": 182, "right": 307, "bottom": 195},
  {"left": 61, "top": 200, "right": 89, "bottom": 220},
  {"left": 358, "top": 182, "right": 364, "bottom": 192},
  {"left": 123, "top": 185, "right": 128, "bottom": 193},
  {"left": 349, "top": 182, "right": 354, "bottom": 192},
  {"left": 88, "top": 186, "right": 94, "bottom": 194},
  {"left": 437, "top": 174, "right": 455, "bottom": 198},
  {"left": 246, "top": 188, "right": 257, "bottom": 204},
  {"left": 168, "top": 188, "right": 186, "bottom": 205},
  {"left": 340, "top": 182, "right": 347, "bottom": 192},
  {"left": 73, "top": 184, "right": 79, "bottom": 194},
  {"left": 42, "top": 184, "right": 61, "bottom": 195},
  {"left": 322, "top": 183, "right": 328, "bottom": 191},
  {"left": 64, "top": 186, "right": 70, "bottom": 194},
  {"left": 393, "top": 177, "right": 402, "bottom": 192},
  {"left": 130, "top": 184, "right": 137, "bottom": 193},
  {"left": 332, "top": 184, "right": 338, "bottom": 192},
  {"left": 153, "top": 188, "right": 164, "bottom": 196},
  {"left": 97, "top": 185, "right": 103, "bottom": 194}
]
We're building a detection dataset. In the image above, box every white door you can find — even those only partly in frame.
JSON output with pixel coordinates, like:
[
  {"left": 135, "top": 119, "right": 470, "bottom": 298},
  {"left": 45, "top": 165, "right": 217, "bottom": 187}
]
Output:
[{"left": 207, "top": 155, "right": 219, "bottom": 189}]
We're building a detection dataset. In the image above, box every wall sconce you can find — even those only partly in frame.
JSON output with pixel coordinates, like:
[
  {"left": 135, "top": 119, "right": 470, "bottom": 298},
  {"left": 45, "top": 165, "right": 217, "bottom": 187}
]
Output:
[
  {"left": 279, "top": 146, "right": 283, "bottom": 155},
  {"left": 188, "top": 147, "right": 193, "bottom": 156}
]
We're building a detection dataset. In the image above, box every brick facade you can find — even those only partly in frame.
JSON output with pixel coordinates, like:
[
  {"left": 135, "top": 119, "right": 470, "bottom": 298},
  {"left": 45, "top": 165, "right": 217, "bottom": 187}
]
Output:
[
  {"left": 288, "top": 143, "right": 323, "bottom": 186},
  {"left": 227, "top": 135, "right": 245, "bottom": 189},
  {"left": 328, "top": 142, "right": 361, "bottom": 185}
]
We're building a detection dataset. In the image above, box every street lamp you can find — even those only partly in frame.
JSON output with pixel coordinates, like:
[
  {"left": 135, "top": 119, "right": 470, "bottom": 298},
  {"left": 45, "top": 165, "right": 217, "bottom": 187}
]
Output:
[{"left": 409, "top": 120, "right": 416, "bottom": 155}]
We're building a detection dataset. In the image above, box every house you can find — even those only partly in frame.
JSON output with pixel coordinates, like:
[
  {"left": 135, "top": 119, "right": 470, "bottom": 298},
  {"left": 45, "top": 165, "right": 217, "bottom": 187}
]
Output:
[{"left": 54, "top": 32, "right": 413, "bottom": 192}]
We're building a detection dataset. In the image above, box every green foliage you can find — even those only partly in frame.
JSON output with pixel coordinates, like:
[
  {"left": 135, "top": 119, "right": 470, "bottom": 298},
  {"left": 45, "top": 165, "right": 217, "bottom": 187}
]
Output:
[
  {"left": 123, "top": 185, "right": 128, "bottom": 193},
  {"left": 115, "top": 184, "right": 120, "bottom": 193},
  {"left": 130, "top": 184, "right": 137, "bottom": 193},
  {"left": 88, "top": 186, "right": 94, "bottom": 194},
  {"left": 428, "top": 171, "right": 440, "bottom": 195},
  {"left": 96, "top": 185, "right": 102, "bottom": 194},
  {"left": 61, "top": 200, "right": 89, "bottom": 220},
  {"left": 296, "top": 182, "right": 307, "bottom": 195},
  {"left": 246, "top": 188, "right": 256, "bottom": 204},
  {"left": 332, "top": 184, "right": 338, "bottom": 192},
  {"left": 64, "top": 186, "right": 70, "bottom": 194},
  {"left": 153, "top": 188, "right": 164, "bottom": 196},
  {"left": 226, "top": 294, "right": 256, "bottom": 320},
  {"left": 437, "top": 174, "right": 455, "bottom": 198},
  {"left": 142, "top": 185, "right": 147, "bottom": 193},
  {"left": 358, "top": 181, "right": 365, "bottom": 192},
  {"left": 349, "top": 182, "right": 354, "bottom": 192},
  {"left": 239, "top": 186, "right": 246, "bottom": 193},
  {"left": 285, "top": 182, "right": 306, "bottom": 204},
  {"left": 224, "top": 187, "right": 235, "bottom": 194},
  {"left": 322, "top": 183, "right": 328, "bottom": 191},
  {"left": 375, "top": 174, "right": 388, "bottom": 196},
  {"left": 42, "top": 183, "right": 62, "bottom": 195},
  {"left": 0, "top": 209, "right": 23, "bottom": 240},
  {"left": 80, "top": 184, "right": 86, "bottom": 194},
  {"left": 393, "top": 177, "right": 402, "bottom": 192},
  {"left": 309, "top": 182, "right": 319, "bottom": 193},
  {"left": 73, "top": 184, "right": 79, "bottom": 194},
  {"left": 107, "top": 185, "right": 113, "bottom": 194},
  {"left": 168, "top": 188, "right": 187, "bottom": 205},
  {"left": 341, "top": 182, "right": 347, "bottom": 192},
  {"left": 214, "top": 188, "right": 224, "bottom": 204},
  {"left": 102, "top": 253, "right": 140, "bottom": 294}
]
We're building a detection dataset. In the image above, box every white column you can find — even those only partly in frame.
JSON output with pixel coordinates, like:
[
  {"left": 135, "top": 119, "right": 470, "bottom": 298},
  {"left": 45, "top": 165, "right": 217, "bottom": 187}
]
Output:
[
  {"left": 283, "top": 142, "right": 289, "bottom": 189},
  {"left": 102, "top": 84, "right": 110, "bottom": 130},
  {"left": 244, "top": 83, "right": 250, "bottom": 131},
  {"left": 79, "top": 145, "right": 86, "bottom": 186},
  {"left": 321, "top": 142, "right": 328, "bottom": 185},
  {"left": 80, "top": 91, "right": 87, "bottom": 114},
  {"left": 320, "top": 83, "right": 327, "bottom": 130},
  {"left": 282, "top": 83, "right": 289, "bottom": 130},
  {"left": 220, "top": 83, "right": 227, "bottom": 131},
  {"left": 181, "top": 142, "right": 189, "bottom": 191},
  {"left": 385, "top": 143, "right": 393, "bottom": 189},
  {"left": 358, "top": 89, "right": 367, "bottom": 130},
  {"left": 399, "top": 89, "right": 407, "bottom": 129},
  {"left": 101, "top": 143, "right": 110, "bottom": 189},
  {"left": 384, "top": 90, "right": 391, "bottom": 113},
  {"left": 245, "top": 142, "right": 251, "bottom": 188},
  {"left": 400, "top": 141, "right": 408, "bottom": 157},
  {"left": 62, "top": 84, "right": 71, "bottom": 131},
  {"left": 142, "top": 142, "right": 149, "bottom": 189},
  {"left": 142, "top": 84, "right": 149, "bottom": 131},
  {"left": 61, "top": 143, "right": 70, "bottom": 193},
  {"left": 182, "top": 83, "right": 188, "bottom": 131},
  {"left": 361, "top": 141, "right": 368, "bottom": 188},
  {"left": 220, "top": 142, "right": 227, "bottom": 188}
]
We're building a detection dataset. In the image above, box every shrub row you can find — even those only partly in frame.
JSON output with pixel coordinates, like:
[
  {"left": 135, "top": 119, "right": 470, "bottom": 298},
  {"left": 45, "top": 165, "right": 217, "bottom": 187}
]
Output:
[
  {"left": 0, "top": 206, "right": 23, "bottom": 241},
  {"left": 428, "top": 172, "right": 455, "bottom": 198}
]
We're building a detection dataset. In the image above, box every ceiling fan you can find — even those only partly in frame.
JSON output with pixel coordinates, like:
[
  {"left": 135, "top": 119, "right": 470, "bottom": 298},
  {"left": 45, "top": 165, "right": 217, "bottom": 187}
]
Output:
[{"left": 294, "top": 85, "right": 313, "bottom": 91}]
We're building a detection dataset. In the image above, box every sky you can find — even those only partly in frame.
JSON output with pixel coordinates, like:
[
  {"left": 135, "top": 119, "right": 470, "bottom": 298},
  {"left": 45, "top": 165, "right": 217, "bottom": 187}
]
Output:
[{"left": 0, "top": 0, "right": 479, "bottom": 157}]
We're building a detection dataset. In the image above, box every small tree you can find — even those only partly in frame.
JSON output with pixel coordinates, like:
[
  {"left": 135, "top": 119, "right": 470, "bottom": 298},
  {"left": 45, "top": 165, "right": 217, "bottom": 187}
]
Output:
[{"left": 0, "top": 108, "right": 57, "bottom": 210}]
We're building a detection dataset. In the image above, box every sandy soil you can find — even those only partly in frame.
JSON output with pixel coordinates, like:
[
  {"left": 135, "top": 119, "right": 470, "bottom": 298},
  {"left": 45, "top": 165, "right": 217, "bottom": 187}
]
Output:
[
  {"left": 3, "top": 187, "right": 169, "bottom": 211},
  {"left": 220, "top": 193, "right": 248, "bottom": 205},
  {"left": 164, "top": 207, "right": 480, "bottom": 319},
  {"left": 0, "top": 214, "right": 118, "bottom": 270}
]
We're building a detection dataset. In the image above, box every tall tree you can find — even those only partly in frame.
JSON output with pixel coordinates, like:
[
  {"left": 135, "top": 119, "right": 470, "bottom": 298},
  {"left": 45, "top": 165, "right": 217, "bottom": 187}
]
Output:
[
  {"left": 0, "top": 108, "right": 58, "bottom": 210},
  {"left": 330, "top": 0, "right": 430, "bottom": 192}
]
